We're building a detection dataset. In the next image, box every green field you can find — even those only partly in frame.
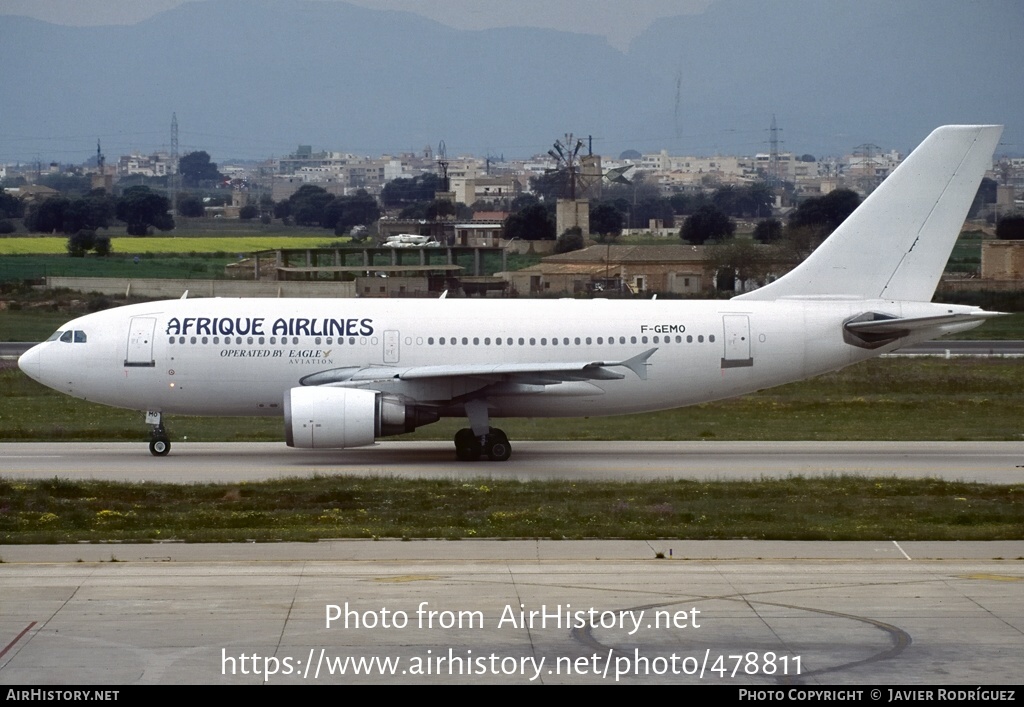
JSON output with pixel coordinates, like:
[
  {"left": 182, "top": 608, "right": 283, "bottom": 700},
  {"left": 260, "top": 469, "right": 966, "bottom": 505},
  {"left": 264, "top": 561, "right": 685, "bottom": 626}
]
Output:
[{"left": 0, "top": 236, "right": 341, "bottom": 255}]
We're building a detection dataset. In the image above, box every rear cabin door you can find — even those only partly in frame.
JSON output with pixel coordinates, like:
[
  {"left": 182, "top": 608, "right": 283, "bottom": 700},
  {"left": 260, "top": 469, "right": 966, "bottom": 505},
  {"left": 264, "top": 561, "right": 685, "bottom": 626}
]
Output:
[{"left": 721, "top": 314, "right": 753, "bottom": 369}]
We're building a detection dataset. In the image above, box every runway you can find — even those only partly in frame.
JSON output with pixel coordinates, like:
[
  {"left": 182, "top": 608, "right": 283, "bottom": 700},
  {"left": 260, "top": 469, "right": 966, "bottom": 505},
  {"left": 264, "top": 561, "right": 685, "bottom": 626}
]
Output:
[{"left": 3, "top": 440, "right": 1024, "bottom": 483}]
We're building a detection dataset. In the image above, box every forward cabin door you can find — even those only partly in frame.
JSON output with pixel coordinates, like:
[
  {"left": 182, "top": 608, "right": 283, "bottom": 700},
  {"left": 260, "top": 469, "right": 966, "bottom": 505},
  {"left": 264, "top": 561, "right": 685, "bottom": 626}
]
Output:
[{"left": 125, "top": 317, "right": 157, "bottom": 367}]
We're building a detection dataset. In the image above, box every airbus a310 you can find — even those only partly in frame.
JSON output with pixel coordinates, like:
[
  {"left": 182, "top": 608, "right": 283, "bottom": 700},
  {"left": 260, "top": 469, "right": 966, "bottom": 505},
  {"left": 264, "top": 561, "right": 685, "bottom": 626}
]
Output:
[{"left": 18, "top": 125, "right": 1003, "bottom": 461}]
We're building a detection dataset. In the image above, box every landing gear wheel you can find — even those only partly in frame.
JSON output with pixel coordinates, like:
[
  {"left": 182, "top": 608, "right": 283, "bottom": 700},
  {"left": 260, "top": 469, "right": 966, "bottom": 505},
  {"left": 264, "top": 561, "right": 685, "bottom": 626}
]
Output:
[
  {"left": 484, "top": 428, "right": 511, "bottom": 462},
  {"left": 149, "top": 422, "right": 171, "bottom": 457},
  {"left": 149, "top": 435, "right": 171, "bottom": 456},
  {"left": 454, "top": 428, "right": 481, "bottom": 462}
]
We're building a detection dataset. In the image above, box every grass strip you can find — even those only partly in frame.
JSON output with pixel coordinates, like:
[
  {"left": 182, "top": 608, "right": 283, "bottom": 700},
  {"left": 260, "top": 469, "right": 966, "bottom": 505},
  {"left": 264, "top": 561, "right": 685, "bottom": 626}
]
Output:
[{"left": 1, "top": 475, "right": 1020, "bottom": 544}]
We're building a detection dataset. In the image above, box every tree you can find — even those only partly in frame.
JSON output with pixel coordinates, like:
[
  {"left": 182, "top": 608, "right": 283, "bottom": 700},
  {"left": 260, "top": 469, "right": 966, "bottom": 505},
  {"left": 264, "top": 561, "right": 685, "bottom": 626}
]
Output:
[
  {"left": 179, "top": 151, "right": 223, "bottom": 188},
  {"left": 381, "top": 173, "right": 439, "bottom": 208},
  {"left": 667, "top": 191, "right": 709, "bottom": 216},
  {"left": 680, "top": 204, "right": 735, "bottom": 244},
  {"left": 287, "top": 184, "right": 334, "bottom": 227},
  {"left": 590, "top": 203, "right": 624, "bottom": 242},
  {"left": 996, "top": 214, "right": 1024, "bottom": 240},
  {"left": 25, "top": 197, "right": 71, "bottom": 233},
  {"left": 554, "top": 226, "right": 585, "bottom": 254},
  {"left": 239, "top": 204, "right": 258, "bottom": 221},
  {"left": 788, "top": 189, "right": 860, "bottom": 234},
  {"left": 177, "top": 194, "right": 205, "bottom": 217},
  {"left": 93, "top": 233, "right": 112, "bottom": 256},
  {"left": 968, "top": 177, "right": 998, "bottom": 219},
  {"left": 708, "top": 239, "right": 772, "bottom": 292},
  {"left": 0, "top": 190, "right": 24, "bottom": 219},
  {"left": 116, "top": 186, "right": 173, "bottom": 235},
  {"left": 323, "top": 190, "right": 381, "bottom": 234},
  {"left": 66, "top": 229, "right": 96, "bottom": 257},
  {"left": 711, "top": 183, "right": 773, "bottom": 218},
  {"left": 752, "top": 218, "right": 783, "bottom": 243},
  {"left": 503, "top": 203, "right": 555, "bottom": 241}
]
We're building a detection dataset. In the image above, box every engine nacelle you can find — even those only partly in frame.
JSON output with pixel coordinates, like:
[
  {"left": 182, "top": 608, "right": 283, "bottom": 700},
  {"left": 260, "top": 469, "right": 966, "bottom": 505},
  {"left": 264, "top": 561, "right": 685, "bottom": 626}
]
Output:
[{"left": 284, "top": 387, "right": 438, "bottom": 449}]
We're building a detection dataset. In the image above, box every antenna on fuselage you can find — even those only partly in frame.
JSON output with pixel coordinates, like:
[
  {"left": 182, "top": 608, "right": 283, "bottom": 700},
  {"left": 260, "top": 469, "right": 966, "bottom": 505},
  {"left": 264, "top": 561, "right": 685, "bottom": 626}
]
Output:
[{"left": 180, "top": 290, "right": 189, "bottom": 299}]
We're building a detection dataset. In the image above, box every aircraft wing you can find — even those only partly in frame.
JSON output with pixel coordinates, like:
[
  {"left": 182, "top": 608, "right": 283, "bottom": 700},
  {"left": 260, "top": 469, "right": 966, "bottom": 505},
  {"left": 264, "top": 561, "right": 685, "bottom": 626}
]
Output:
[{"left": 299, "top": 348, "right": 657, "bottom": 388}]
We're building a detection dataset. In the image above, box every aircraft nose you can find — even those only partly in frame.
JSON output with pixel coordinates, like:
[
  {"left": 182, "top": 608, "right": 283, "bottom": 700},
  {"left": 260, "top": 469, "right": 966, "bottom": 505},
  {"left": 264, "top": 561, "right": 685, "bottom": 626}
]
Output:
[{"left": 18, "top": 343, "right": 42, "bottom": 382}]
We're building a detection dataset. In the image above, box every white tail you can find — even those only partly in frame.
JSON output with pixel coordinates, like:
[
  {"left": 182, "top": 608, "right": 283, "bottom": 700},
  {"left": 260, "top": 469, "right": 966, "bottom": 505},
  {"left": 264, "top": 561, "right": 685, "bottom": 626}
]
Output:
[{"left": 737, "top": 125, "right": 1002, "bottom": 302}]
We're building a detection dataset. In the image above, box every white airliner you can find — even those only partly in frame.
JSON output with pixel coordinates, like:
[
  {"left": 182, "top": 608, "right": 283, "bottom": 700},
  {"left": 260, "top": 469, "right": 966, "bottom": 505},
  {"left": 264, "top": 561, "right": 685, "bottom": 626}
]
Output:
[{"left": 18, "top": 125, "right": 1003, "bottom": 461}]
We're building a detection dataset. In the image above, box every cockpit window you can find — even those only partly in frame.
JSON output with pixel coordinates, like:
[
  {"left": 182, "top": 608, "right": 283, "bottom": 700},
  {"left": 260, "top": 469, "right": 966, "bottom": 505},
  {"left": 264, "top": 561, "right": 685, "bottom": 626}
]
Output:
[
  {"left": 59, "top": 331, "right": 74, "bottom": 343},
  {"left": 74, "top": 330, "right": 87, "bottom": 343},
  {"left": 46, "top": 330, "right": 64, "bottom": 342}
]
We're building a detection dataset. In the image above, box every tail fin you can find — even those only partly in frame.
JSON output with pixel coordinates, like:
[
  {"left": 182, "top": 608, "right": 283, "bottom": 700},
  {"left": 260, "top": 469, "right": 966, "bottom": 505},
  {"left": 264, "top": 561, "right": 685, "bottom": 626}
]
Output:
[{"left": 736, "top": 125, "right": 1002, "bottom": 302}]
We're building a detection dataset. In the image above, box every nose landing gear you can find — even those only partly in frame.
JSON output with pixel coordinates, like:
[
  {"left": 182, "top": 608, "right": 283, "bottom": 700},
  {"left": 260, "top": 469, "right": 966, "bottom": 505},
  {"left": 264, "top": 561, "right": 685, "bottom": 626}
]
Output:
[{"left": 146, "top": 411, "right": 171, "bottom": 456}]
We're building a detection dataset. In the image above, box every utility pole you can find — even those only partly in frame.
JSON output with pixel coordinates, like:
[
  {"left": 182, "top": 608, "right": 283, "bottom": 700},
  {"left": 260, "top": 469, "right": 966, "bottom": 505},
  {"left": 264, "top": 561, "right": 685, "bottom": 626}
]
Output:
[{"left": 169, "top": 112, "right": 179, "bottom": 211}]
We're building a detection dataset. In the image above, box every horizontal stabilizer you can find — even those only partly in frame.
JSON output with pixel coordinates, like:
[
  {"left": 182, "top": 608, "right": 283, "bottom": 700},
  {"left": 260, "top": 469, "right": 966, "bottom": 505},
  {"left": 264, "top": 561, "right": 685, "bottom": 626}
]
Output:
[{"left": 845, "top": 311, "right": 1004, "bottom": 334}]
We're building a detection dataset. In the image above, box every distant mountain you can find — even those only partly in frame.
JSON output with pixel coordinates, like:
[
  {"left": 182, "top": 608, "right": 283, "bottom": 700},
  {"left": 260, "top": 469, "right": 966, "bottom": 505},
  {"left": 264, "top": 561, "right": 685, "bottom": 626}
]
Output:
[{"left": 1, "top": 0, "right": 1020, "bottom": 164}]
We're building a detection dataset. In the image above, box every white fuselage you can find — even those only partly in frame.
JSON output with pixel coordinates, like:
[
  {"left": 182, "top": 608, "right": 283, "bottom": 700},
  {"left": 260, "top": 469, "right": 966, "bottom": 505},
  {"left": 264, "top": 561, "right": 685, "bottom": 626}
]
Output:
[{"left": 17, "top": 296, "right": 979, "bottom": 422}]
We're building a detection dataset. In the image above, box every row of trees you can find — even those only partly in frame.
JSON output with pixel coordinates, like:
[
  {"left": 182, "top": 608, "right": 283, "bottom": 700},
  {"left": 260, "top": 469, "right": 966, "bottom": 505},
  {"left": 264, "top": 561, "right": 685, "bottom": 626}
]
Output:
[
  {"left": 23, "top": 186, "right": 174, "bottom": 236},
  {"left": 272, "top": 184, "right": 381, "bottom": 234}
]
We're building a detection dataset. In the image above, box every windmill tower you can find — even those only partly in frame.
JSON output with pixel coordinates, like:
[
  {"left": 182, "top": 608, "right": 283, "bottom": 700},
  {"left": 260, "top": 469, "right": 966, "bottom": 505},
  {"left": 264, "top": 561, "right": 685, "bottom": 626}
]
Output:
[
  {"left": 548, "top": 134, "right": 590, "bottom": 237},
  {"left": 435, "top": 140, "right": 455, "bottom": 202}
]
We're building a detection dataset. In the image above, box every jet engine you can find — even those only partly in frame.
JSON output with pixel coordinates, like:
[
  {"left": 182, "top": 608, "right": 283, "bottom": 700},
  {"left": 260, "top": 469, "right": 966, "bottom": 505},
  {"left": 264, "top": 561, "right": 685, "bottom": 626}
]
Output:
[{"left": 284, "top": 386, "right": 439, "bottom": 449}]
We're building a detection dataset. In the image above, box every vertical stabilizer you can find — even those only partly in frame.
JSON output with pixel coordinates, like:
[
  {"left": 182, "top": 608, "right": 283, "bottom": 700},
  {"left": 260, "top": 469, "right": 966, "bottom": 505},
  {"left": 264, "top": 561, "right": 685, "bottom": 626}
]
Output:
[{"left": 736, "top": 125, "right": 1002, "bottom": 302}]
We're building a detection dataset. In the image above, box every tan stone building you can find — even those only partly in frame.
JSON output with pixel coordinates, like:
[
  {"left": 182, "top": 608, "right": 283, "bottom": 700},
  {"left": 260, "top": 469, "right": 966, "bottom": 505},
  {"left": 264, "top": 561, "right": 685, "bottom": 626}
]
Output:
[
  {"left": 981, "top": 240, "right": 1024, "bottom": 281},
  {"left": 502, "top": 244, "right": 712, "bottom": 296}
]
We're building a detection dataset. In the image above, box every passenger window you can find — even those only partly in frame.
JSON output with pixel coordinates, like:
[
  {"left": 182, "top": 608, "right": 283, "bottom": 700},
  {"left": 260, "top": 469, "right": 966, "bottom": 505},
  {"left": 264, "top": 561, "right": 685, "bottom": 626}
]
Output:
[{"left": 709, "top": 335, "right": 715, "bottom": 343}]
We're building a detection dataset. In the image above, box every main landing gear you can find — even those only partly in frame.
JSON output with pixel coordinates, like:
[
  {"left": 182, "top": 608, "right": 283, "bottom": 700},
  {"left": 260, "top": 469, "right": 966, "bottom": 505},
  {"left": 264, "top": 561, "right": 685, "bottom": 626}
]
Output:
[
  {"left": 454, "top": 399, "right": 511, "bottom": 462},
  {"left": 146, "top": 411, "right": 171, "bottom": 456},
  {"left": 454, "top": 427, "right": 511, "bottom": 462}
]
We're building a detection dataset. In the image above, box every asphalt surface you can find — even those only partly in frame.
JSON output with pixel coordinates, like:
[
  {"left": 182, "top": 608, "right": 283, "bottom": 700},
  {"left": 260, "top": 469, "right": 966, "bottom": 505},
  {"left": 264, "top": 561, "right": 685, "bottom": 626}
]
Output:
[
  {"left": 1, "top": 541, "right": 1021, "bottom": 685},
  {"left": 4, "top": 440, "right": 1023, "bottom": 483}
]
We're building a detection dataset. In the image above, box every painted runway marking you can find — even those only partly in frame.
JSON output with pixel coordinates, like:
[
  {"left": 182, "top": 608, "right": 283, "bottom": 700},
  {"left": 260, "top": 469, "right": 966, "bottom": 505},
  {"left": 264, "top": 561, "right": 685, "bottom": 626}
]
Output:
[
  {"left": 0, "top": 622, "right": 37, "bottom": 660},
  {"left": 892, "top": 541, "right": 912, "bottom": 561}
]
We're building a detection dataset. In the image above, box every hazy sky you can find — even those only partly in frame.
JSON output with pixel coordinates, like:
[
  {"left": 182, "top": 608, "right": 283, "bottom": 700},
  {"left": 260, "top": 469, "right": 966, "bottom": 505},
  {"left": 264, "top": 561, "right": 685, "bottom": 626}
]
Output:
[{"left": 0, "top": 0, "right": 711, "bottom": 51}]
